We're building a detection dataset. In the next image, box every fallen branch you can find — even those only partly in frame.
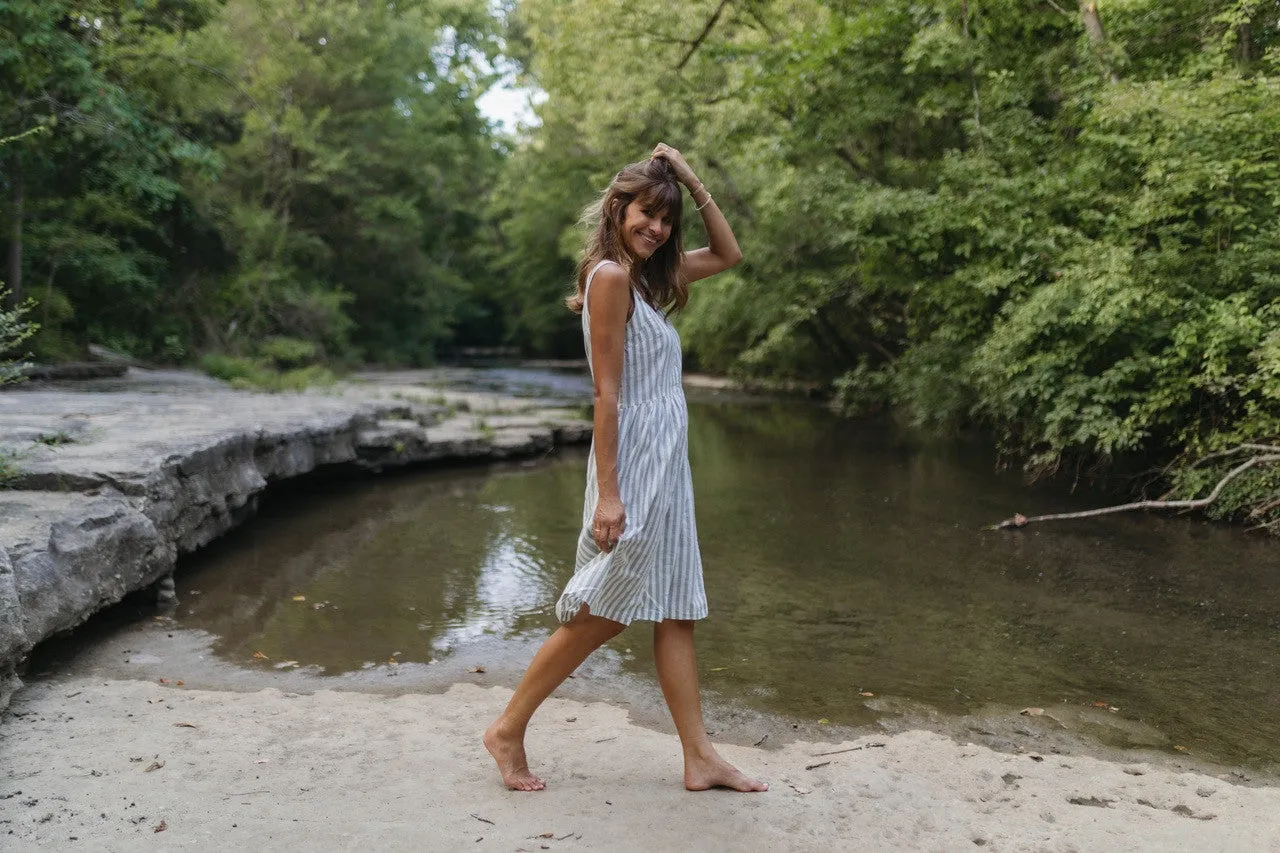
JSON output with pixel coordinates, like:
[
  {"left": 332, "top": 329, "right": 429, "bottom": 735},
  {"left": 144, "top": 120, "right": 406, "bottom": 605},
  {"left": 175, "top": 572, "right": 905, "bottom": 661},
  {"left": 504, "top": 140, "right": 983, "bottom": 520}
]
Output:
[{"left": 989, "top": 453, "right": 1280, "bottom": 530}]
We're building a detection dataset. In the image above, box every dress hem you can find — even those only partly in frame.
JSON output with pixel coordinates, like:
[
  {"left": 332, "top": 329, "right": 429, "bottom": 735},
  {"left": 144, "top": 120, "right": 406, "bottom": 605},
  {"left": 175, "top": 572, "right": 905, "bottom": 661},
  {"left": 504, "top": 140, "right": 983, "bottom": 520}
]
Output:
[{"left": 555, "top": 590, "right": 709, "bottom": 626}]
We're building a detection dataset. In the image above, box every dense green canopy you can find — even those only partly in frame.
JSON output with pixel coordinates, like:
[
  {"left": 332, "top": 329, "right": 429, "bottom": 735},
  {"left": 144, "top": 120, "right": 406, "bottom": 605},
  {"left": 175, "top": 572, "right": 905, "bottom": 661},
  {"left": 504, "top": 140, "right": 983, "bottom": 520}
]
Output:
[
  {"left": 497, "top": 0, "right": 1280, "bottom": 523},
  {"left": 2, "top": 0, "right": 500, "bottom": 365},
  {"left": 3, "top": 0, "right": 1279, "bottom": 522}
]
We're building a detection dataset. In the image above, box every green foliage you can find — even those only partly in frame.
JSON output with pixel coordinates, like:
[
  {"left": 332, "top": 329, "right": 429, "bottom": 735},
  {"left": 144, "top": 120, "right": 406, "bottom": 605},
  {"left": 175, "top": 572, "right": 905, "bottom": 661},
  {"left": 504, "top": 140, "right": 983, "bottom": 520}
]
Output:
[
  {"left": 34, "top": 429, "right": 74, "bottom": 446},
  {"left": 199, "top": 352, "right": 336, "bottom": 393},
  {"left": 505, "top": 0, "right": 1280, "bottom": 523},
  {"left": 8, "top": 0, "right": 1280, "bottom": 524},
  {"left": 26, "top": 287, "right": 77, "bottom": 363},
  {"left": 258, "top": 337, "right": 319, "bottom": 371},
  {"left": 0, "top": 447, "right": 20, "bottom": 488},
  {"left": 187, "top": 0, "right": 504, "bottom": 365},
  {"left": 1, "top": 0, "right": 504, "bottom": 367},
  {"left": 832, "top": 357, "right": 894, "bottom": 418},
  {"left": 0, "top": 289, "right": 38, "bottom": 385},
  {"left": 199, "top": 353, "right": 268, "bottom": 385}
]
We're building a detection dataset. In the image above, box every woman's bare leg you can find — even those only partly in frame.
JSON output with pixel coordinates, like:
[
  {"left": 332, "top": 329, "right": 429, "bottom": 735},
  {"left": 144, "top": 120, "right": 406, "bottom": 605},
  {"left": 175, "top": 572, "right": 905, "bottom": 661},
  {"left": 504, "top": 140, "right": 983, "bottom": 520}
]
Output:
[
  {"left": 484, "top": 608, "right": 625, "bottom": 790},
  {"left": 652, "top": 619, "right": 768, "bottom": 792}
]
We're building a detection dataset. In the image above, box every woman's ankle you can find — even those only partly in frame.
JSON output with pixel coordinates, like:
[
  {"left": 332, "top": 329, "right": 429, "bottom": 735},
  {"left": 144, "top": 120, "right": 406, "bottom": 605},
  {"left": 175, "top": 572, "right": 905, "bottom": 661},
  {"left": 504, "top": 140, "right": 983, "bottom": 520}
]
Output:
[
  {"left": 488, "top": 713, "right": 527, "bottom": 740},
  {"left": 681, "top": 740, "right": 718, "bottom": 763}
]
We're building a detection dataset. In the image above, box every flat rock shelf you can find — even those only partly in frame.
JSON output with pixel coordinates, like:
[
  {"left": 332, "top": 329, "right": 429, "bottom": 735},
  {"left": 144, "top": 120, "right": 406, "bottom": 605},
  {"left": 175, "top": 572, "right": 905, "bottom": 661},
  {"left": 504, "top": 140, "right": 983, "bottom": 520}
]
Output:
[{"left": 0, "top": 368, "right": 591, "bottom": 708}]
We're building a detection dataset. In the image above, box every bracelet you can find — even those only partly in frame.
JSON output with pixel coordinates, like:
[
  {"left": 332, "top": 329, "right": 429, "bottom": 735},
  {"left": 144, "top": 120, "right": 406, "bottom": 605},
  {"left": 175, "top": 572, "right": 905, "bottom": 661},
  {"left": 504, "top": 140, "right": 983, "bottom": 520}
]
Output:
[{"left": 689, "top": 181, "right": 713, "bottom": 211}]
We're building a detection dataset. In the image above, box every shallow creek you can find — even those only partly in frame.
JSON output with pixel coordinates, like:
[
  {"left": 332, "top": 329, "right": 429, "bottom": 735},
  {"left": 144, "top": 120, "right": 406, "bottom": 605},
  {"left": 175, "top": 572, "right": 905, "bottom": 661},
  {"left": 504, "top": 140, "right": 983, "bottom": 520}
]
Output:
[{"left": 28, "top": 370, "right": 1280, "bottom": 775}]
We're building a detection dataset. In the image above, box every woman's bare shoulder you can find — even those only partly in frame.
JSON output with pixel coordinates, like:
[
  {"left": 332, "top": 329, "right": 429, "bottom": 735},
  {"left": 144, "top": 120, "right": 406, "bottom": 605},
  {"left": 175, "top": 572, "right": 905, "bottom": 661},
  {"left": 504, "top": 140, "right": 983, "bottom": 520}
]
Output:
[
  {"left": 587, "top": 262, "right": 633, "bottom": 322},
  {"left": 588, "top": 262, "right": 628, "bottom": 298}
]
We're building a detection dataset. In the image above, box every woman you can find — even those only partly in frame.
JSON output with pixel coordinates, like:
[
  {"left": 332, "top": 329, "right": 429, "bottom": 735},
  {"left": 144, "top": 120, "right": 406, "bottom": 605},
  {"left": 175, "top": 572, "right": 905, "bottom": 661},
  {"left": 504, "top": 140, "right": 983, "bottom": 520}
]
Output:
[{"left": 484, "top": 143, "right": 766, "bottom": 794}]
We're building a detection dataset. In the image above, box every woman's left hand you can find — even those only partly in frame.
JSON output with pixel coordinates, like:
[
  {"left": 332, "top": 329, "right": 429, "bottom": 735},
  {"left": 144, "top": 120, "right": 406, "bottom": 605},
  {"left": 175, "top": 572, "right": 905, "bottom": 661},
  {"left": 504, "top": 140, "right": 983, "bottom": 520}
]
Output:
[{"left": 651, "top": 142, "right": 698, "bottom": 188}]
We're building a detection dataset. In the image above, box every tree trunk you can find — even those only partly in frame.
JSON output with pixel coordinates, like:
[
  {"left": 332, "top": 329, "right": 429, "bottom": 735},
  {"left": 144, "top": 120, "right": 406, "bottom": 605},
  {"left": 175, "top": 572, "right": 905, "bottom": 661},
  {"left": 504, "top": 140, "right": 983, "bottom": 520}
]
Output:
[
  {"left": 1237, "top": 22, "right": 1254, "bottom": 64},
  {"left": 962, "top": 0, "right": 984, "bottom": 151},
  {"left": 6, "top": 177, "right": 22, "bottom": 307},
  {"left": 1079, "top": 2, "right": 1119, "bottom": 84}
]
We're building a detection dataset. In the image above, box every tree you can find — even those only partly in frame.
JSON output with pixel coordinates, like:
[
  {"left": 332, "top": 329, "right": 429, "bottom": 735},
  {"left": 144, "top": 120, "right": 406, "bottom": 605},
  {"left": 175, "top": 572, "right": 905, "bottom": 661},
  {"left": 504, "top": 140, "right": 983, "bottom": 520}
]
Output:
[
  {"left": 1, "top": 0, "right": 507, "bottom": 364},
  {"left": 502, "top": 0, "right": 1280, "bottom": 524}
]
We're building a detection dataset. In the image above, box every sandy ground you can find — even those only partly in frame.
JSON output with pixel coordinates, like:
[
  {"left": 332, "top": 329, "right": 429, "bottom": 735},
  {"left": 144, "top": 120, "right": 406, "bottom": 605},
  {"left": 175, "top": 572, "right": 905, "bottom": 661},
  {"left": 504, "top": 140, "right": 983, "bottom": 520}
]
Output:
[{"left": 3, "top": 678, "right": 1279, "bottom": 851}]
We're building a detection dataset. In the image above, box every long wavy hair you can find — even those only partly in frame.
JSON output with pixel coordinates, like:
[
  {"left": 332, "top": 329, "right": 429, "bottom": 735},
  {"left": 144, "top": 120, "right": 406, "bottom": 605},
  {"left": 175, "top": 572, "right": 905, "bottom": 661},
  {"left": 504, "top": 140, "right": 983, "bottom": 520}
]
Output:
[{"left": 566, "top": 157, "right": 686, "bottom": 316}]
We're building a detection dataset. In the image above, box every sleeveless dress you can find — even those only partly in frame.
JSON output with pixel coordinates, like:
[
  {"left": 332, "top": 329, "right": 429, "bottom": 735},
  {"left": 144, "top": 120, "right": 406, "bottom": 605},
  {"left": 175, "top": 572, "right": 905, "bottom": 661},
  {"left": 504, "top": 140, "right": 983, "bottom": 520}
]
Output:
[{"left": 554, "top": 260, "right": 709, "bottom": 625}]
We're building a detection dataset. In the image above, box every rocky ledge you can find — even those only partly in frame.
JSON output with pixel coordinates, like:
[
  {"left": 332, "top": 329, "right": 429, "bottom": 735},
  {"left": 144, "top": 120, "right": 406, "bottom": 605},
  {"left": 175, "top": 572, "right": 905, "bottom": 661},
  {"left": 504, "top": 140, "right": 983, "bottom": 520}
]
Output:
[{"left": 0, "top": 368, "right": 591, "bottom": 708}]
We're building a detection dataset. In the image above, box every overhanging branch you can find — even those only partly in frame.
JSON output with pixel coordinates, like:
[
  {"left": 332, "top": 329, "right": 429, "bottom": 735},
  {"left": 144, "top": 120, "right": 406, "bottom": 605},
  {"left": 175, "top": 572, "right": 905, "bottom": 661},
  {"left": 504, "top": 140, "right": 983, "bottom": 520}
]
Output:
[{"left": 677, "top": 0, "right": 732, "bottom": 71}]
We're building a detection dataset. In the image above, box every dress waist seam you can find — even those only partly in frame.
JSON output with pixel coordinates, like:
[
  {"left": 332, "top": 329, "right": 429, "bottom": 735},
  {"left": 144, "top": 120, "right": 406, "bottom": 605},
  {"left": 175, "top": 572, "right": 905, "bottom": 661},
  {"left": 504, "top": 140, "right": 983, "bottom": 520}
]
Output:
[{"left": 618, "top": 387, "right": 685, "bottom": 410}]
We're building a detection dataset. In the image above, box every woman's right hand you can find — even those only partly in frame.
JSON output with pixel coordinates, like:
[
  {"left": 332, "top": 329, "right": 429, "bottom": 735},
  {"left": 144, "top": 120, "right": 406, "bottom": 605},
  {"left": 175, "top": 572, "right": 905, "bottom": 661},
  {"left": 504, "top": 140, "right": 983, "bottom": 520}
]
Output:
[{"left": 592, "top": 495, "right": 626, "bottom": 553}]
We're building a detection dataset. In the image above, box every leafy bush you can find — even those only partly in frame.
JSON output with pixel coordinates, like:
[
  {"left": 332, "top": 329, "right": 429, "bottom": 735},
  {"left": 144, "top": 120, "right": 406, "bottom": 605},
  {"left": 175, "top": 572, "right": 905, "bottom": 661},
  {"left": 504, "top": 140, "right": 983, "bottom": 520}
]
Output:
[
  {"left": 258, "top": 337, "right": 319, "bottom": 370},
  {"left": 832, "top": 357, "right": 894, "bottom": 417},
  {"left": 0, "top": 289, "right": 38, "bottom": 385},
  {"left": 200, "top": 352, "right": 336, "bottom": 392},
  {"left": 0, "top": 447, "right": 19, "bottom": 489}
]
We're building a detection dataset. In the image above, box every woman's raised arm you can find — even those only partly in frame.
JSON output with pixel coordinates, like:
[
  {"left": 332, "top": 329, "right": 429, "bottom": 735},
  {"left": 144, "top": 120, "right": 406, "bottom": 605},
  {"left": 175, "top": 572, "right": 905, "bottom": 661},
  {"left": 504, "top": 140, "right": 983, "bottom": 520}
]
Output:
[{"left": 650, "top": 142, "right": 742, "bottom": 286}]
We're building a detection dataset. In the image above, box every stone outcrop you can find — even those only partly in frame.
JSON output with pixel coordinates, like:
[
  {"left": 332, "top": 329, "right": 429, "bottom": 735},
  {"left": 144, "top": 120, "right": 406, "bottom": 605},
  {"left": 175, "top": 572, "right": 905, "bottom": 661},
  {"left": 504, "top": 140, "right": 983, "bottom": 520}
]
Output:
[
  {"left": 0, "top": 368, "right": 591, "bottom": 707},
  {"left": 20, "top": 362, "right": 129, "bottom": 381}
]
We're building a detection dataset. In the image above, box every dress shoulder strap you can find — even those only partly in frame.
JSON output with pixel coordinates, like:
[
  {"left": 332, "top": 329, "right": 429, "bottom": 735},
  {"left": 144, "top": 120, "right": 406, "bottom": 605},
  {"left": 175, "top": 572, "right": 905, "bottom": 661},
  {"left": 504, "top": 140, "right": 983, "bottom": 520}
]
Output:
[{"left": 583, "top": 259, "right": 625, "bottom": 317}]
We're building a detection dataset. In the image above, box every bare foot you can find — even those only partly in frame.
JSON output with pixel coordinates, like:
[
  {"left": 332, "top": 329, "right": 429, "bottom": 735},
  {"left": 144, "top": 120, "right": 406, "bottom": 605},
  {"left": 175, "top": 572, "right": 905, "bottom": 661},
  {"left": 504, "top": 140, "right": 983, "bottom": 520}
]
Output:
[
  {"left": 483, "top": 719, "right": 545, "bottom": 791},
  {"left": 684, "top": 750, "right": 768, "bottom": 792}
]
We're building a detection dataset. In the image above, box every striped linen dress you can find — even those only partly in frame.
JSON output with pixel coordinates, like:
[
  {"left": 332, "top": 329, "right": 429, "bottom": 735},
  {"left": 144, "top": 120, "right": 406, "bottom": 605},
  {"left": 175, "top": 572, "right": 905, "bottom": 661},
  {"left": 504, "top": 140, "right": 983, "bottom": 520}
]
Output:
[{"left": 555, "top": 259, "right": 709, "bottom": 625}]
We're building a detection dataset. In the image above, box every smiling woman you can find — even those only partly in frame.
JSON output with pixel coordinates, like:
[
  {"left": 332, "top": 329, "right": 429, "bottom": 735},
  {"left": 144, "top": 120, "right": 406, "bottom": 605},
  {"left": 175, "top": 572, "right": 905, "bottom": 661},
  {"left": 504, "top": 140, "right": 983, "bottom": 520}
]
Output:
[
  {"left": 565, "top": 154, "right": 687, "bottom": 316},
  {"left": 484, "top": 143, "right": 762, "bottom": 794},
  {"left": 622, "top": 195, "right": 674, "bottom": 260}
]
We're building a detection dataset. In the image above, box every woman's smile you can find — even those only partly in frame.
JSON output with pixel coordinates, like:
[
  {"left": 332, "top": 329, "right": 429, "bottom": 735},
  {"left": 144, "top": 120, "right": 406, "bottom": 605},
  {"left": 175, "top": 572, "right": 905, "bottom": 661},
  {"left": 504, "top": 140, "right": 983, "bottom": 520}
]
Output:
[{"left": 623, "top": 201, "right": 672, "bottom": 259}]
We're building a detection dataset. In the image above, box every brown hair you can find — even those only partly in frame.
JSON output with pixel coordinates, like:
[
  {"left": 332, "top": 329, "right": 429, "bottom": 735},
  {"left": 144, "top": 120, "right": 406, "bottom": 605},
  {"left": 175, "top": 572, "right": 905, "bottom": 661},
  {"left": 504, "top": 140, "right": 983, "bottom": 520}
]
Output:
[{"left": 566, "top": 156, "right": 686, "bottom": 315}]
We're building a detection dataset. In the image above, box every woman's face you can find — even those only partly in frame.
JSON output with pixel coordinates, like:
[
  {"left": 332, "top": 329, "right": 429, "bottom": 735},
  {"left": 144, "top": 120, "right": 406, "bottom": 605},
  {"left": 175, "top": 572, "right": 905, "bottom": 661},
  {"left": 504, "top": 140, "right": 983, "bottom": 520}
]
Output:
[{"left": 620, "top": 197, "right": 673, "bottom": 261}]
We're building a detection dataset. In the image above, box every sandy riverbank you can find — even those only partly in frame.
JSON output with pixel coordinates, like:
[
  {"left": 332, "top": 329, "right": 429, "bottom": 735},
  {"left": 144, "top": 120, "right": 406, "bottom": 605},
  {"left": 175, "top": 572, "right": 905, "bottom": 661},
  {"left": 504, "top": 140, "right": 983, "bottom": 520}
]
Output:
[{"left": 3, "top": 677, "right": 1278, "bottom": 851}]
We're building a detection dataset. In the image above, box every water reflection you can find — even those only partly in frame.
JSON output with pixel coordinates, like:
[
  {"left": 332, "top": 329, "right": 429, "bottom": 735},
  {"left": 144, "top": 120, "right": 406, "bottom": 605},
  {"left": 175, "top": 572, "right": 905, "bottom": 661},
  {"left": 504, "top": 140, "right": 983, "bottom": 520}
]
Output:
[{"left": 176, "top": 398, "right": 1280, "bottom": 768}]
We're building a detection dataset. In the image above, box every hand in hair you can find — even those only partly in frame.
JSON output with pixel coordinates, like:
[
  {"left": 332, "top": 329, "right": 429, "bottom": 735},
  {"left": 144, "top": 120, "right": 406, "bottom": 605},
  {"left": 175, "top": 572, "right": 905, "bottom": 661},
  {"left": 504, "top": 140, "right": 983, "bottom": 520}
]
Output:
[{"left": 650, "top": 142, "right": 698, "bottom": 188}]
